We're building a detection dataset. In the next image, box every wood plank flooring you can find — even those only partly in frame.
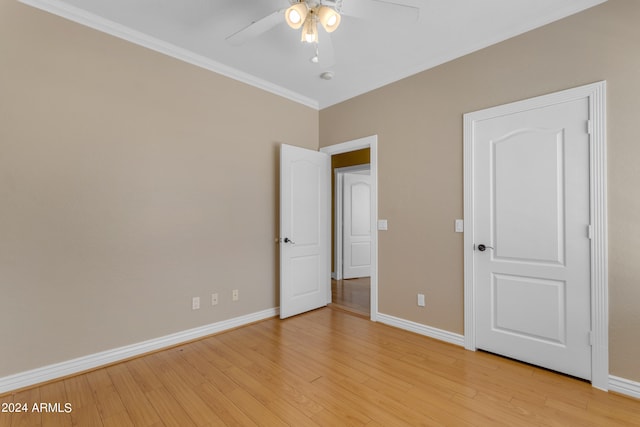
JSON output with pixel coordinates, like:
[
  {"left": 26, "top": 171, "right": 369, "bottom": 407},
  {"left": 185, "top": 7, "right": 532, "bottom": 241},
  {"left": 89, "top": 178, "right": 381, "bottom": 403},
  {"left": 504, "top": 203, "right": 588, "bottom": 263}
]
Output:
[
  {"left": 331, "top": 277, "right": 370, "bottom": 317},
  {"left": 2, "top": 308, "right": 639, "bottom": 426}
]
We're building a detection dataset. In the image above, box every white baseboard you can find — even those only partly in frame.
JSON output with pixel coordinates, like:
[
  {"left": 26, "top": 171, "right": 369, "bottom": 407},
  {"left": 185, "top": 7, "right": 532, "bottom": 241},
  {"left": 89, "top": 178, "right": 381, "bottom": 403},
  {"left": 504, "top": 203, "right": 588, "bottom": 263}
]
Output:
[
  {"left": 609, "top": 375, "right": 640, "bottom": 400},
  {"left": 5, "top": 308, "right": 638, "bottom": 402},
  {"left": 376, "top": 312, "right": 465, "bottom": 347},
  {"left": 0, "top": 307, "right": 278, "bottom": 394}
]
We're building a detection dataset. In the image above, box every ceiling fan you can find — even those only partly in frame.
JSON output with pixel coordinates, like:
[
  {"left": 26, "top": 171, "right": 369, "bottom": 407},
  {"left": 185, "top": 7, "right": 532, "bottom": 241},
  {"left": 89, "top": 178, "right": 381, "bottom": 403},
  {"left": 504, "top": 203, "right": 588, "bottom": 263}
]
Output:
[{"left": 225, "top": 0, "right": 420, "bottom": 64}]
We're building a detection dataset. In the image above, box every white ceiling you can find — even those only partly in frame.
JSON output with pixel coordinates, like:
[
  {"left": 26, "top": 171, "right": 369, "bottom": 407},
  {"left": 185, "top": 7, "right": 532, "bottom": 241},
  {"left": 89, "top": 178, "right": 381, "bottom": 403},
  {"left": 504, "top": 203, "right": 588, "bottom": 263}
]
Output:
[{"left": 21, "top": 0, "right": 606, "bottom": 109}]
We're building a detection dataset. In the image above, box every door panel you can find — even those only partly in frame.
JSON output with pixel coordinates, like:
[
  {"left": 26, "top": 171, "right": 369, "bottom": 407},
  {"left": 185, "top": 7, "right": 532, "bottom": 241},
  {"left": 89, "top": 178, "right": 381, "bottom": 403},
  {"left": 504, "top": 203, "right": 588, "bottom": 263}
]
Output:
[
  {"left": 291, "top": 160, "right": 321, "bottom": 245},
  {"left": 492, "top": 274, "right": 566, "bottom": 344},
  {"left": 474, "top": 98, "right": 591, "bottom": 380},
  {"left": 343, "top": 173, "right": 371, "bottom": 279},
  {"left": 280, "top": 144, "right": 330, "bottom": 319},
  {"left": 493, "top": 129, "right": 565, "bottom": 264},
  {"left": 291, "top": 255, "right": 320, "bottom": 296}
]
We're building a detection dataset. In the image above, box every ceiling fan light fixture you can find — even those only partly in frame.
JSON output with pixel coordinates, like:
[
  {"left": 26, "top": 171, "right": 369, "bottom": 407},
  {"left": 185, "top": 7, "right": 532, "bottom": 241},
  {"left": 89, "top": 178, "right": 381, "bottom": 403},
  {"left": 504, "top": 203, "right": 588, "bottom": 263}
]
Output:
[
  {"left": 285, "top": 2, "right": 308, "bottom": 29},
  {"left": 317, "top": 6, "right": 341, "bottom": 33}
]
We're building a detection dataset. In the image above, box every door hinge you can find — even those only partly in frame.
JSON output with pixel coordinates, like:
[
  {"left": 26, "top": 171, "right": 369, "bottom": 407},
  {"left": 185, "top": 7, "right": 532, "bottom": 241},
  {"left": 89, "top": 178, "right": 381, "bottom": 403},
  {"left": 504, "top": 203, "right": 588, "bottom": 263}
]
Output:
[
  {"left": 587, "top": 120, "right": 593, "bottom": 135},
  {"left": 588, "top": 331, "right": 595, "bottom": 346},
  {"left": 587, "top": 224, "right": 593, "bottom": 239}
]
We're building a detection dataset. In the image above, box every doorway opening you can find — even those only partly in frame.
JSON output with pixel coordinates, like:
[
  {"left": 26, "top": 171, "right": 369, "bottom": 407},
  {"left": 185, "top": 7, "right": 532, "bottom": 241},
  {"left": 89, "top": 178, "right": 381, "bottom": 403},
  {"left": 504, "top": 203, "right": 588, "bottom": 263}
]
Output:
[
  {"left": 332, "top": 162, "right": 371, "bottom": 316},
  {"left": 320, "top": 135, "right": 378, "bottom": 321}
]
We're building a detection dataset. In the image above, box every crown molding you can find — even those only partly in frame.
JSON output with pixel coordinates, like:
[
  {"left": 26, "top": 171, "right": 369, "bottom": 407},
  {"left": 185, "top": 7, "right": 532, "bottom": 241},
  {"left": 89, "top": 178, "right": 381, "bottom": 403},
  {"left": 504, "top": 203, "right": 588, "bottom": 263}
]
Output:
[{"left": 18, "top": 0, "right": 320, "bottom": 110}]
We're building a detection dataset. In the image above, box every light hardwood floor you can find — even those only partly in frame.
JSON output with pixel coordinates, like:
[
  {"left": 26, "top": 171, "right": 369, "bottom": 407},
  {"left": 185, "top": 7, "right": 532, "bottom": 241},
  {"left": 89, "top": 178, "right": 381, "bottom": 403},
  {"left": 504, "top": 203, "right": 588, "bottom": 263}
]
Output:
[
  {"left": 331, "top": 277, "right": 370, "bottom": 317},
  {"left": 2, "top": 308, "right": 639, "bottom": 426}
]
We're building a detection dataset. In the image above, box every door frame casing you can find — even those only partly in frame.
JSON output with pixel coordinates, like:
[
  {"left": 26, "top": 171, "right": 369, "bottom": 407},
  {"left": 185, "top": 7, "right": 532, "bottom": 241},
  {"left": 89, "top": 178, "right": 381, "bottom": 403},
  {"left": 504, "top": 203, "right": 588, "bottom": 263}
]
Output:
[
  {"left": 334, "top": 165, "right": 371, "bottom": 280},
  {"left": 462, "top": 82, "right": 608, "bottom": 390},
  {"left": 321, "top": 135, "right": 379, "bottom": 321}
]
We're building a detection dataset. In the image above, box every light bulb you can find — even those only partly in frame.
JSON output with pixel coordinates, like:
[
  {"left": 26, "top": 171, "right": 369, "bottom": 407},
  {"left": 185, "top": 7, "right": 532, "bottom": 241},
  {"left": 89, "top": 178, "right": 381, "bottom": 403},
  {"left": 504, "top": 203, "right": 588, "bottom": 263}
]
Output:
[
  {"left": 305, "top": 31, "right": 317, "bottom": 43},
  {"left": 289, "top": 10, "right": 301, "bottom": 24},
  {"left": 301, "top": 18, "right": 318, "bottom": 44}
]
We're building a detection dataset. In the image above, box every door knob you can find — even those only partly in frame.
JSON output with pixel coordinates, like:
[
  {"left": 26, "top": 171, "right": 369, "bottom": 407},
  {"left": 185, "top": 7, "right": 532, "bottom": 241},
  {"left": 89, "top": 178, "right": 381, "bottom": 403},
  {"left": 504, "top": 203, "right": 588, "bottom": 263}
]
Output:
[
  {"left": 477, "top": 244, "right": 493, "bottom": 252},
  {"left": 284, "top": 237, "right": 295, "bottom": 244}
]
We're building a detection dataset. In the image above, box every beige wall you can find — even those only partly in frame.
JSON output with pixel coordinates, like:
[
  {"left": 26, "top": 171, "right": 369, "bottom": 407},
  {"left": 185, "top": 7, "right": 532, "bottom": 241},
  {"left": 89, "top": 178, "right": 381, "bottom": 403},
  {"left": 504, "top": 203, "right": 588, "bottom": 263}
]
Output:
[
  {"left": 0, "top": 0, "right": 318, "bottom": 377},
  {"left": 2, "top": 0, "right": 639, "bottom": 386},
  {"left": 320, "top": 0, "right": 640, "bottom": 382}
]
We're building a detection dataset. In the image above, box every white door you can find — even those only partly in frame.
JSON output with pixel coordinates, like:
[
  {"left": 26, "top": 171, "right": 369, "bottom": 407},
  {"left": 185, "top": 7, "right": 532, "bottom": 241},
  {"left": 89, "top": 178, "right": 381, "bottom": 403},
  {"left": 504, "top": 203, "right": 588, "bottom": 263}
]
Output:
[
  {"left": 280, "top": 144, "right": 330, "bottom": 319},
  {"left": 473, "top": 97, "right": 592, "bottom": 379},
  {"left": 343, "top": 173, "right": 372, "bottom": 279}
]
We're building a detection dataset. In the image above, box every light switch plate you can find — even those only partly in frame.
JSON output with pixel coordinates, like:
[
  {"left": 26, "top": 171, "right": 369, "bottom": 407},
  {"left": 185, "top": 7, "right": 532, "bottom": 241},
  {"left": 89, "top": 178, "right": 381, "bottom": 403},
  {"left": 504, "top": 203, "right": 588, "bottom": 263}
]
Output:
[
  {"left": 455, "top": 219, "right": 464, "bottom": 233},
  {"left": 378, "top": 219, "right": 388, "bottom": 230},
  {"left": 417, "top": 293, "right": 425, "bottom": 307}
]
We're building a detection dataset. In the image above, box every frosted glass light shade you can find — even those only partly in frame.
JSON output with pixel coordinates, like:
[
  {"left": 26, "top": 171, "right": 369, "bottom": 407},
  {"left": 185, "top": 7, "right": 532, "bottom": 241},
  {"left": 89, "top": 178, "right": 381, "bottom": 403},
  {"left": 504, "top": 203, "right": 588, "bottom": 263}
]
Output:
[{"left": 318, "top": 6, "right": 341, "bottom": 33}]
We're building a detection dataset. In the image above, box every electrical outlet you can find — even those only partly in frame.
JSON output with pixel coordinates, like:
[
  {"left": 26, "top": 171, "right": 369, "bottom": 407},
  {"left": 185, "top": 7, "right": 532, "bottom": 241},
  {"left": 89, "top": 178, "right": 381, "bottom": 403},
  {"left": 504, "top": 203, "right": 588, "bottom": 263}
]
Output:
[
  {"left": 417, "top": 293, "right": 425, "bottom": 307},
  {"left": 211, "top": 293, "right": 218, "bottom": 306},
  {"left": 192, "top": 296, "right": 200, "bottom": 310},
  {"left": 232, "top": 289, "right": 239, "bottom": 301}
]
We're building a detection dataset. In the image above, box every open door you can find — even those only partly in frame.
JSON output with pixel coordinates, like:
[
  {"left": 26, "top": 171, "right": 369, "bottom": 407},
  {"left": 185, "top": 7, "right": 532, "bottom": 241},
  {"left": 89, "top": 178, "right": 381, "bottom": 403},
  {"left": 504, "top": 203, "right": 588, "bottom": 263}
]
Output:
[{"left": 280, "top": 144, "right": 330, "bottom": 319}]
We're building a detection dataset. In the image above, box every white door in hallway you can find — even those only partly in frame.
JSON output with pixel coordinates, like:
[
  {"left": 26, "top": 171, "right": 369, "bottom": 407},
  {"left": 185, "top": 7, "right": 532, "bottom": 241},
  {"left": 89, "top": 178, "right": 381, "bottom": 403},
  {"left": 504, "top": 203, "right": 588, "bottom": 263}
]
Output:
[
  {"left": 280, "top": 144, "right": 330, "bottom": 319},
  {"left": 343, "top": 172, "right": 372, "bottom": 279},
  {"left": 472, "top": 97, "right": 592, "bottom": 380}
]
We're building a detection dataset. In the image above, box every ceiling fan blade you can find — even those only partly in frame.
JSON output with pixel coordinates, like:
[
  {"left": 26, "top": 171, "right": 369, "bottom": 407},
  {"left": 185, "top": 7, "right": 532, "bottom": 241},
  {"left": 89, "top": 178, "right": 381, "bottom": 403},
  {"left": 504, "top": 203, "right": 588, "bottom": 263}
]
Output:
[
  {"left": 340, "top": 0, "right": 419, "bottom": 24},
  {"left": 226, "top": 9, "right": 285, "bottom": 46}
]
